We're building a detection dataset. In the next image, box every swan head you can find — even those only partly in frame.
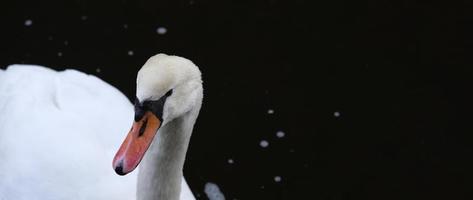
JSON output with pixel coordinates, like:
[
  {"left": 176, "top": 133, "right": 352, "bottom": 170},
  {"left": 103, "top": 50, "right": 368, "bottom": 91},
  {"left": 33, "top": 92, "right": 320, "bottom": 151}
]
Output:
[{"left": 113, "top": 53, "right": 202, "bottom": 175}]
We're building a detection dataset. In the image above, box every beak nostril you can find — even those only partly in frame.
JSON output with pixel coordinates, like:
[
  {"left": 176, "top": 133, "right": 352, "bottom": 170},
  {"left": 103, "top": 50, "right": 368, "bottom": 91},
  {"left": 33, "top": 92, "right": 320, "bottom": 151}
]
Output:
[{"left": 138, "top": 118, "right": 148, "bottom": 137}]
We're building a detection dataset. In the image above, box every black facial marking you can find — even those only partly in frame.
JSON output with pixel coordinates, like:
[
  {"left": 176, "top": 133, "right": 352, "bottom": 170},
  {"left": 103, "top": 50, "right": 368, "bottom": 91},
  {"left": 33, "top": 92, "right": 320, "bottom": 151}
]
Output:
[
  {"left": 165, "top": 89, "right": 173, "bottom": 97},
  {"left": 144, "top": 97, "right": 166, "bottom": 122},
  {"left": 134, "top": 91, "right": 171, "bottom": 123},
  {"left": 134, "top": 98, "right": 145, "bottom": 122},
  {"left": 139, "top": 118, "right": 148, "bottom": 137}
]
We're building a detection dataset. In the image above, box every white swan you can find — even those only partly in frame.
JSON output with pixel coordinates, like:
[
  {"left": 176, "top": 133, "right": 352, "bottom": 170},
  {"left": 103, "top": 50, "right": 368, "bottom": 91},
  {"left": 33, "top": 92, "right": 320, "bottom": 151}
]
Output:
[{"left": 0, "top": 53, "right": 201, "bottom": 200}]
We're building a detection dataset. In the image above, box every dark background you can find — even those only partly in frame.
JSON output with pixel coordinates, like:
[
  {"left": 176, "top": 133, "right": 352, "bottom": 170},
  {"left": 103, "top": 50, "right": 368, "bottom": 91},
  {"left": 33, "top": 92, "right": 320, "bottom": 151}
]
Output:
[{"left": 1, "top": 0, "right": 473, "bottom": 199}]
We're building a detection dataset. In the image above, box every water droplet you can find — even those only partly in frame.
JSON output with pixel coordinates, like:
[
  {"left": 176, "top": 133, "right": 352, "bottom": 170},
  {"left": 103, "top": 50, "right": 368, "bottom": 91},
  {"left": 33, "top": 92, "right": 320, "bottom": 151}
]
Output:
[
  {"left": 274, "top": 176, "right": 282, "bottom": 182},
  {"left": 334, "top": 111, "right": 341, "bottom": 117},
  {"left": 24, "top": 19, "right": 33, "bottom": 26},
  {"left": 267, "top": 109, "right": 274, "bottom": 114},
  {"left": 156, "top": 27, "right": 167, "bottom": 35},
  {"left": 259, "top": 140, "right": 269, "bottom": 148},
  {"left": 276, "top": 131, "right": 285, "bottom": 138},
  {"left": 227, "top": 159, "right": 234, "bottom": 164},
  {"left": 128, "top": 50, "right": 134, "bottom": 56}
]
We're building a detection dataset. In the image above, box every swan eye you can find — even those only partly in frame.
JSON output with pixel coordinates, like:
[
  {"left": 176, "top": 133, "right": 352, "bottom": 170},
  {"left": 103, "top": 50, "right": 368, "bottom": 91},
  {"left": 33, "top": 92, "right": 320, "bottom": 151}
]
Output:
[{"left": 165, "top": 89, "right": 173, "bottom": 97}]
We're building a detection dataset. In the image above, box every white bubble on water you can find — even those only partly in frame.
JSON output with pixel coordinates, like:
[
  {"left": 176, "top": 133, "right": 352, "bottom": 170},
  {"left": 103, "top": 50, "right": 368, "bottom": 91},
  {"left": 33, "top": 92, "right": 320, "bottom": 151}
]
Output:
[{"left": 204, "top": 182, "right": 225, "bottom": 200}]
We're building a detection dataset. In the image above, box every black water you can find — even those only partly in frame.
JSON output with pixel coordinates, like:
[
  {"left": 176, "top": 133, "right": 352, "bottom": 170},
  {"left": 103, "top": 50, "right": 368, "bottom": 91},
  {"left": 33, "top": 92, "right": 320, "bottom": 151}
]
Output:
[{"left": 1, "top": 0, "right": 472, "bottom": 199}]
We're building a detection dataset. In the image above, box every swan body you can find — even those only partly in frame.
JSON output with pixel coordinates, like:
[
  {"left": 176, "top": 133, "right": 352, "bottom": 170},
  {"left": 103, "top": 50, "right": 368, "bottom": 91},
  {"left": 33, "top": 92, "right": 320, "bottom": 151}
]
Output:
[{"left": 0, "top": 55, "right": 198, "bottom": 200}]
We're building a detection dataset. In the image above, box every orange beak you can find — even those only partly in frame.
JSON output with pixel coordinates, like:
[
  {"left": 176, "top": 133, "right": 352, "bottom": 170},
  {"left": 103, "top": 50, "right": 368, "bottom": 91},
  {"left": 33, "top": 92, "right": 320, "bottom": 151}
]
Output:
[{"left": 112, "top": 111, "right": 161, "bottom": 175}]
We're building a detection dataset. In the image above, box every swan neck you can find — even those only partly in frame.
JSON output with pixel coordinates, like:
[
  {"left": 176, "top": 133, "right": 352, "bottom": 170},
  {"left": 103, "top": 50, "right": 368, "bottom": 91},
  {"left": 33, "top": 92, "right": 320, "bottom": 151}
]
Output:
[{"left": 137, "top": 108, "right": 198, "bottom": 200}]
